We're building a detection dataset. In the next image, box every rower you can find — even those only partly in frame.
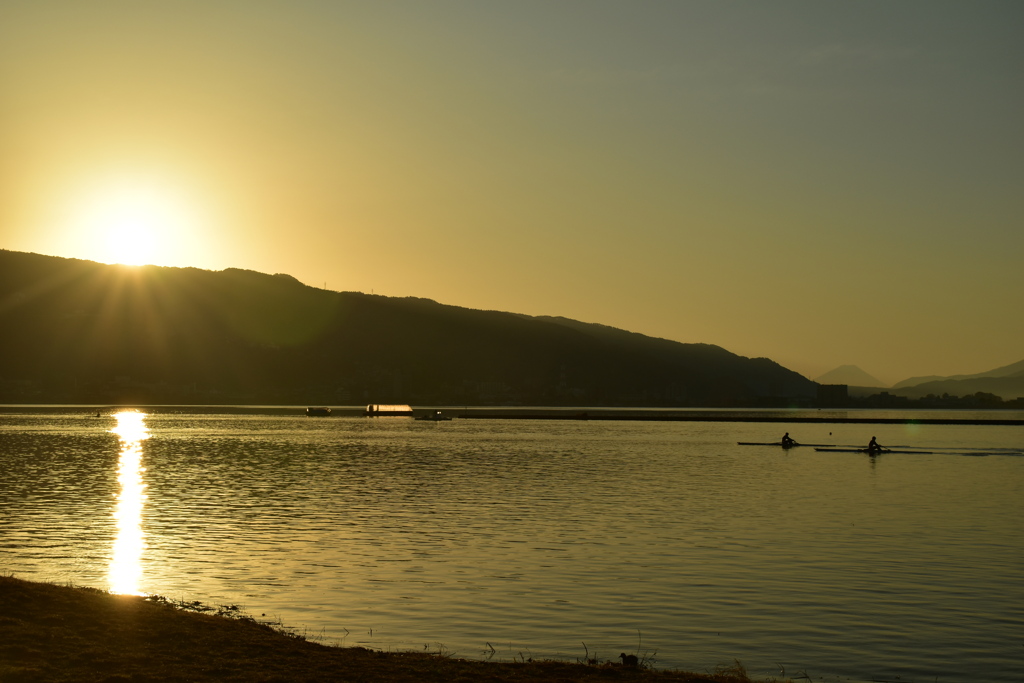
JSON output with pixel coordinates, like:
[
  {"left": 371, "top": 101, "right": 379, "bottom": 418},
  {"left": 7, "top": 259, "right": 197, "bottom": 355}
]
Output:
[
  {"left": 867, "top": 436, "right": 884, "bottom": 453},
  {"left": 781, "top": 432, "right": 796, "bottom": 447}
]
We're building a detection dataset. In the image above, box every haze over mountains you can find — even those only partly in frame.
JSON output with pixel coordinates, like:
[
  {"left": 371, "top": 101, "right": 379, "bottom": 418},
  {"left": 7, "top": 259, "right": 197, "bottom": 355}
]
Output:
[
  {"left": 816, "top": 360, "right": 1024, "bottom": 401},
  {"left": 0, "top": 250, "right": 815, "bottom": 406},
  {"left": 892, "top": 359, "right": 1024, "bottom": 389},
  {"left": 888, "top": 359, "right": 1024, "bottom": 401}
]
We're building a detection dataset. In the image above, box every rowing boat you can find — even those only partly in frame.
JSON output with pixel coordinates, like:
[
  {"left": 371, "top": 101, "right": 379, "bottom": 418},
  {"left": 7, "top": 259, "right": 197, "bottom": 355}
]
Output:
[
  {"left": 814, "top": 448, "right": 934, "bottom": 454},
  {"left": 737, "top": 442, "right": 835, "bottom": 447}
]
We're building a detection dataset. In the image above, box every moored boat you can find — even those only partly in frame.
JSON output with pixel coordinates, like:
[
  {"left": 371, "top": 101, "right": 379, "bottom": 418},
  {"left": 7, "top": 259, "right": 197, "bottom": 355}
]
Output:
[
  {"left": 365, "top": 404, "right": 414, "bottom": 417},
  {"left": 306, "top": 407, "right": 332, "bottom": 417}
]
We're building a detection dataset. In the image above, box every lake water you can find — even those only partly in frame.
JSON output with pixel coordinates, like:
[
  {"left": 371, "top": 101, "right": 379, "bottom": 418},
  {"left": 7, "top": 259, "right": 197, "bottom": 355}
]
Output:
[{"left": 1, "top": 408, "right": 1022, "bottom": 682}]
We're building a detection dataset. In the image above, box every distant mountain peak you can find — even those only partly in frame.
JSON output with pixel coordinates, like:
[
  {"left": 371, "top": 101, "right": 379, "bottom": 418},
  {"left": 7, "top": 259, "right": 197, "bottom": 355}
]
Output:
[{"left": 814, "top": 365, "right": 886, "bottom": 388}]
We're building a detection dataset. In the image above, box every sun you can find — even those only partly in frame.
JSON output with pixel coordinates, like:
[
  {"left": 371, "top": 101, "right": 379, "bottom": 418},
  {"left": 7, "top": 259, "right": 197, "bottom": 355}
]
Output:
[
  {"left": 63, "top": 177, "right": 203, "bottom": 267},
  {"left": 92, "top": 185, "right": 182, "bottom": 266},
  {"left": 100, "top": 198, "right": 162, "bottom": 266}
]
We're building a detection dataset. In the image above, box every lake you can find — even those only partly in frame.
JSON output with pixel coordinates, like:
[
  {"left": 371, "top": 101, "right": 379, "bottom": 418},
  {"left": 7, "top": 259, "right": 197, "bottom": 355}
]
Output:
[{"left": 1, "top": 407, "right": 1022, "bottom": 682}]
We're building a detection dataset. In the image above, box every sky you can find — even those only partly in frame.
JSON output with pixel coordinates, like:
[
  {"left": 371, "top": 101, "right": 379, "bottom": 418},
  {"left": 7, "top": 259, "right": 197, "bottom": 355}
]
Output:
[{"left": 2, "top": 1, "right": 1022, "bottom": 386}]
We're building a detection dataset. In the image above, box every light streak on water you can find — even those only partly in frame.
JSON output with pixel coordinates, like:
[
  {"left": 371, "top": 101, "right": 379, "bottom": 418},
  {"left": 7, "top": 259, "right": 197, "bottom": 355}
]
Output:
[{"left": 108, "top": 410, "right": 149, "bottom": 595}]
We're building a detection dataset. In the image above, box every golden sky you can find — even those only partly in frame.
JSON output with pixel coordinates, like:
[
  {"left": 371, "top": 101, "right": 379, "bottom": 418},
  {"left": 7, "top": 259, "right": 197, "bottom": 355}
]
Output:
[{"left": 2, "top": 1, "right": 1021, "bottom": 385}]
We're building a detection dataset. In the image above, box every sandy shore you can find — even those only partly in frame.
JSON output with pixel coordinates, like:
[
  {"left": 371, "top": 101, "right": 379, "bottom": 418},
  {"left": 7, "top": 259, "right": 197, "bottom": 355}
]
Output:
[{"left": 0, "top": 576, "right": 778, "bottom": 682}]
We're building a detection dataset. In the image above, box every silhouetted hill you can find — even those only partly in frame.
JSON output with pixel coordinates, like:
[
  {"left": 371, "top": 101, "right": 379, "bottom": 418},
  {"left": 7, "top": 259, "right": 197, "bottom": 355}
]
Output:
[
  {"left": 890, "top": 375, "right": 1024, "bottom": 401},
  {"left": 0, "top": 250, "right": 816, "bottom": 406},
  {"left": 892, "top": 359, "right": 1024, "bottom": 391},
  {"left": 889, "top": 359, "right": 1024, "bottom": 400}
]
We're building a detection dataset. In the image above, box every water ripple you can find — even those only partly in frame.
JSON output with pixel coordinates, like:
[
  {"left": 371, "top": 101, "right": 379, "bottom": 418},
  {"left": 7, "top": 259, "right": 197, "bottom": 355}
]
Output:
[{"left": 1, "top": 412, "right": 1021, "bottom": 682}]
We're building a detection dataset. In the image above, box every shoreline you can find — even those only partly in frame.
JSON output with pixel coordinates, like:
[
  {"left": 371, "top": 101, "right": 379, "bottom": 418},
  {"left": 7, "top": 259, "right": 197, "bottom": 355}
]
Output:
[
  {"left": 0, "top": 575, "right": 780, "bottom": 682},
  {"left": 455, "top": 411, "right": 1024, "bottom": 425},
  {"left": 2, "top": 403, "right": 1022, "bottom": 426}
]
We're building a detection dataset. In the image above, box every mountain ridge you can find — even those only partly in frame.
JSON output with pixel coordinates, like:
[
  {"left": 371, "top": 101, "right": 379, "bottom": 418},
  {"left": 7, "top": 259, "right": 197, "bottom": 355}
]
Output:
[
  {"left": 892, "top": 358, "right": 1024, "bottom": 390},
  {"left": 886, "top": 358, "right": 1024, "bottom": 400},
  {"left": 0, "top": 249, "right": 815, "bottom": 406}
]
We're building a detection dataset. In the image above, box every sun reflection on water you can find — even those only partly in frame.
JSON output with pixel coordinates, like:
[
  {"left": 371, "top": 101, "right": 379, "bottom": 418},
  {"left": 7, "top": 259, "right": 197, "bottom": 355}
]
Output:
[{"left": 108, "top": 410, "right": 150, "bottom": 595}]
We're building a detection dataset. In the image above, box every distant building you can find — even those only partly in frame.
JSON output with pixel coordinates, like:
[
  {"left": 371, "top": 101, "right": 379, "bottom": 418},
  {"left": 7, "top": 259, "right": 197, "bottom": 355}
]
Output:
[{"left": 817, "top": 384, "right": 848, "bottom": 407}]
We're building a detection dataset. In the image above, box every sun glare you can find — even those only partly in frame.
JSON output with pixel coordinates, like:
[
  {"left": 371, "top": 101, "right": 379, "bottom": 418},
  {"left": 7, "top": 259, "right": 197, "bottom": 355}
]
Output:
[
  {"left": 103, "top": 203, "right": 160, "bottom": 266},
  {"left": 65, "top": 178, "right": 202, "bottom": 267}
]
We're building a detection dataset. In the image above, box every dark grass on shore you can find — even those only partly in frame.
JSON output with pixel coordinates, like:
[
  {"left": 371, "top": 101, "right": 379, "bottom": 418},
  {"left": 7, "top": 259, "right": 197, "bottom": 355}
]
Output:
[{"left": 0, "top": 576, "right": 787, "bottom": 683}]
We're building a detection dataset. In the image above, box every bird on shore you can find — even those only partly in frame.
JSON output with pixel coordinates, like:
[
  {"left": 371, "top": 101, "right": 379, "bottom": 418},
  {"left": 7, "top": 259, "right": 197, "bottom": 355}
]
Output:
[{"left": 619, "top": 653, "right": 638, "bottom": 667}]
